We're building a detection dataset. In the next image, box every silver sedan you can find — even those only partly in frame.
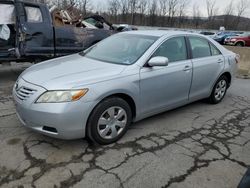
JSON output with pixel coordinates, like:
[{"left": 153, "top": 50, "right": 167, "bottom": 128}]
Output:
[{"left": 13, "top": 31, "right": 238, "bottom": 144}]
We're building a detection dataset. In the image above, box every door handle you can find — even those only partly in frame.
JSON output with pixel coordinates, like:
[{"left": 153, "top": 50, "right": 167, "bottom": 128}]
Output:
[
  {"left": 217, "top": 59, "right": 224, "bottom": 64},
  {"left": 183, "top": 65, "right": 191, "bottom": 71}
]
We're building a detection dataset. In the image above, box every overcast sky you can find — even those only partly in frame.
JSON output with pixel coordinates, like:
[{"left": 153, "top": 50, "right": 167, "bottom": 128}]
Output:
[{"left": 91, "top": 0, "right": 250, "bottom": 17}]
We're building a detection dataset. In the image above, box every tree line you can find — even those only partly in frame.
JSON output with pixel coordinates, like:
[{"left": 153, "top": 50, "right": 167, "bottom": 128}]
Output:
[{"left": 28, "top": 0, "right": 250, "bottom": 31}]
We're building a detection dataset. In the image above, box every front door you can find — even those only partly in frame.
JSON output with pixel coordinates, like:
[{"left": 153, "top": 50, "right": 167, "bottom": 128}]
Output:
[
  {"left": 139, "top": 36, "right": 192, "bottom": 115},
  {"left": 15, "top": 1, "right": 54, "bottom": 58}
]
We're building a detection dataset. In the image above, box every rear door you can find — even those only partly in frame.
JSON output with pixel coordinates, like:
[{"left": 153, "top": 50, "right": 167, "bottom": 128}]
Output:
[
  {"left": 188, "top": 36, "right": 225, "bottom": 101},
  {"left": 15, "top": 1, "right": 54, "bottom": 58}
]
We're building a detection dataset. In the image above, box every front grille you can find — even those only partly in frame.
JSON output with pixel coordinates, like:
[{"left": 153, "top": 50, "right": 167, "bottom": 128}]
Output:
[{"left": 15, "top": 86, "right": 36, "bottom": 101}]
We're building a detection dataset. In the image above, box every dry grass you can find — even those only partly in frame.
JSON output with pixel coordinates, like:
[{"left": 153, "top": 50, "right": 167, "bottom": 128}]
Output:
[{"left": 225, "top": 46, "right": 250, "bottom": 78}]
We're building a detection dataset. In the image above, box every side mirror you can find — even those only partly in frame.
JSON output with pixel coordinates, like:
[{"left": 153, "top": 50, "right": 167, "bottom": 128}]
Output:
[{"left": 148, "top": 56, "right": 169, "bottom": 67}]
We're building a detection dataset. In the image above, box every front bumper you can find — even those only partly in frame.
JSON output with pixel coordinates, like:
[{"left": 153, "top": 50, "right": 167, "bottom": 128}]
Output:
[
  {"left": 224, "top": 41, "right": 236, "bottom": 45},
  {"left": 13, "top": 78, "right": 96, "bottom": 140}
]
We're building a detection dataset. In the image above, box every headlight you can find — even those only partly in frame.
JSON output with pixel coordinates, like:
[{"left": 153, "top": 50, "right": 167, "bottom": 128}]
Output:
[
  {"left": 36, "top": 89, "right": 88, "bottom": 103},
  {"left": 231, "top": 39, "right": 236, "bottom": 42}
]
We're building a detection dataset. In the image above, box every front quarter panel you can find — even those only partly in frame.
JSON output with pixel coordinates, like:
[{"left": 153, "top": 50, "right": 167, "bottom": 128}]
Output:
[{"left": 75, "top": 65, "right": 141, "bottom": 120}]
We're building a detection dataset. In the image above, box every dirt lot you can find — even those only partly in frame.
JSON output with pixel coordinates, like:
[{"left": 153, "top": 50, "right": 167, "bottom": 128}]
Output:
[
  {"left": 0, "top": 64, "right": 250, "bottom": 188},
  {"left": 225, "top": 46, "right": 250, "bottom": 78}
]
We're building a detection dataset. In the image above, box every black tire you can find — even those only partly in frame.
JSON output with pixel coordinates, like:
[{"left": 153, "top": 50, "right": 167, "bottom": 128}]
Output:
[
  {"left": 235, "top": 42, "right": 244, "bottom": 47},
  {"left": 209, "top": 75, "right": 229, "bottom": 104},
  {"left": 87, "top": 97, "right": 132, "bottom": 145}
]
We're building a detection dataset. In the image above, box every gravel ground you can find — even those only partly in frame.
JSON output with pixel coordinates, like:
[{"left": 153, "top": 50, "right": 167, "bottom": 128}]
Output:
[{"left": 0, "top": 64, "right": 250, "bottom": 188}]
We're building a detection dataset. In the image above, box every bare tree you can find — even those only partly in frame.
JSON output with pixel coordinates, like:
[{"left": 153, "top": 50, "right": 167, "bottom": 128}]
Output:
[
  {"left": 236, "top": 0, "right": 249, "bottom": 17},
  {"left": 159, "top": 0, "right": 168, "bottom": 26},
  {"left": 81, "top": 0, "right": 92, "bottom": 16},
  {"left": 192, "top": 3, "right": 201, "bottom": 28},
  {"left": 223, "top": 0, "right": 234, "bottom": 29},
  {"left": 148, "top": 0, "right": 158, "bottom": 26},
  {"left": 70, "top": 0, "right": 92, "bottom": 16},
  {"left": 235, "top": 0, "right": 249, "bottom": 27},
  {"left": 129, "top": 0, "right": 138, "bottom": 25},
  {"left": 178, "top": 0, "right": 188, "bottom": 26},
  {"left": 138, "top": 0, "right": 148, "bottom": 25},
  {"left": 108, "top": 0, "right": 120, "bottom": 22},
  {"left": 159, "top": 0, "right": 168, "bottom": 16},
  {"left": 206, "top": 0, "right": 217, "bottom": 20},
  {"left": 120, "top": 0, "right": 129, "bottom": 22},
  {"left": 168, "top": 0, "right": 179, "bottom": 26},
  {"left": 206, "top": 0, "right": 219, "bottom": 28},
  {"left": 224, "top": 0, "right": 234, "bottom": 15}
]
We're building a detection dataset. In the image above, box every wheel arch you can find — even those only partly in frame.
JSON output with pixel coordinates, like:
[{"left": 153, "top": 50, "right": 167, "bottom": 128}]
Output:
[
  {"left": 86, "top": 92, "right": 137, "bottom": 137},
  {"left": 235, "top": 40, "right": 245, "bottom": 46},
  {"left": 210, "top": 71, "right": 232, "bottom": 96},
  {"left": 221, "top": 72, "right": 232, "bottom": 87}
]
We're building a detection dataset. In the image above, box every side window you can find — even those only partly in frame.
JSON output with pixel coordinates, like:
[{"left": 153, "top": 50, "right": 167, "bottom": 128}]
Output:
[
  {"left": 25, "top": 6, "right": 43, "bottom": 23},
  {"left": 210, "top": 43, "right": 221, "bottom": 56},
  {"left": 0, "top": 4, "right": 15, "bottom": 24},
  {"left": 189, "top": 37, "right": 211, "bottom": 59},
  {"left": 152, "top": 37, "right": 187, "bottom": 62}
]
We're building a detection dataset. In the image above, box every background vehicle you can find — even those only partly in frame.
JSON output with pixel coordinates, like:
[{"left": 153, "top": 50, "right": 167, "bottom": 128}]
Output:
[
  {"left": 224, "top": 33, "right": 250, "bottom": 47},
  {"left": 115, "top": 24, "right": 138, "bottom": 32},
  {"left": 199, "top": 31, "right": 216, "bottom": 38},
  {"left": 213, "top": 32, "right": 241, "bottom": 44},
  {"left": 13, "top": 31, "right": 238, "bottom": 144},
  {"left": 0, "top": 0, "right": 115, "bottom": 63}
]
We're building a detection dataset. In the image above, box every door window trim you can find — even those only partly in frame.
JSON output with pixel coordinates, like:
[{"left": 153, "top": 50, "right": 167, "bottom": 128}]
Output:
[
  {"left": 24, "top": 4, "right": 43, "bottom": 23},
  {"left": 144, "top": 35, "right": 190, "bottom": 67},
  {"left": 209, "top": 42, "right": 222, "bottom": 56},
  {"left": 187, "top": 36, "right": 223, "bottom": 59}
]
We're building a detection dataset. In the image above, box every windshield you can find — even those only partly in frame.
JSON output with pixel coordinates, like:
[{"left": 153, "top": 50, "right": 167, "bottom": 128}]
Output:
[{"left": 83, "top": 34, "right": 158, "bottom": 65}]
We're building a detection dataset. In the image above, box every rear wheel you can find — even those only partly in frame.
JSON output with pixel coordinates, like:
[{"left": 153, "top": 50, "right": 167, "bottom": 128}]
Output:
[
  {"left": 209, "top": 75, "right": 228, "bottom": 104},
  {"left": 87, "top": 97, "right": 132, "bottom": 145}
]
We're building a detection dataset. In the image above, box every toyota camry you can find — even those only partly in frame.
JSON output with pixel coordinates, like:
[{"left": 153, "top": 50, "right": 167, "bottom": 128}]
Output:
[{"left": 13, "top": 31, "right": 238, "bottom": 144}]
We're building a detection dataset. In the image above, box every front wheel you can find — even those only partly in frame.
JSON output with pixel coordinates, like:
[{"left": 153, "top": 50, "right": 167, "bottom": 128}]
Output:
[
  {"left": 235, "top": 42, "right": 244, "bottom": 47},
  {"left": 209, "top": 76, "right": 228, "bottom": 104},
  {"left": 87, "top": 97, "right": 132, "bottom": 145}
]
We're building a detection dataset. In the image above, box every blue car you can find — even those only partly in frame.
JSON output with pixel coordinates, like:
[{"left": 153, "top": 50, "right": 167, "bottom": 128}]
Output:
[{"left": 213, "top": 32, "right": 240, "bottom": 44}]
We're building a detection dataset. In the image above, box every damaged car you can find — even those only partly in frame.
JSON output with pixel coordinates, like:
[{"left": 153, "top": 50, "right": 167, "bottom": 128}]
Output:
[{"left": 0, "top": 0, "right": 116, "bottom": 63}]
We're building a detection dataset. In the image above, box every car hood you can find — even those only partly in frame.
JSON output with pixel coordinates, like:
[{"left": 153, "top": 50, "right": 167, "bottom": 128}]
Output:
[
  {"left": 230, "top": 36, "right": 245, "bottom": 39},
  {"left": 21, "top": 54, "right": 127, "bottom": 90}
]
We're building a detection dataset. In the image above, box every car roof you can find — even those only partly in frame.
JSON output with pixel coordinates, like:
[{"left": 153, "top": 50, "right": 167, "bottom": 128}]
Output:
[
  {"left": 123, "top": 30, "right": 201, "bottom": 38},
  {"left": 2, "top": 0, "right": 45, "bottom": 6}
]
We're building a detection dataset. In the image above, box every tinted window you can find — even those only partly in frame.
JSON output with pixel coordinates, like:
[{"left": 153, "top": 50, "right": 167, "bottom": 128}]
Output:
[
  {"left": 152, "top": 37, "right": 187, "bottom": 62},
  {"left": 25, "top": 6, "right": 43, "bottom": 23},
  {"left": 189, "top": 37, "right": 211, "bottom": 58},
  {"left": 210, "top": 44, "right": 221, "bottom": 56}
]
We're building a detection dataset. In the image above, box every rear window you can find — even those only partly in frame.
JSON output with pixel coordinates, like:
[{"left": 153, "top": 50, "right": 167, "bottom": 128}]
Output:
[
  {"left": 25, "top": 6, "right": 43, "bottom": 23},
  {"left": 0, "top": 4, "right": 15, "bottom": 24},
  {"left": 210, "top": 44, "right": 221, "bottom": 56},
  {"left": 189, "top": 37, "right": 211, "bottom": 59}
]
